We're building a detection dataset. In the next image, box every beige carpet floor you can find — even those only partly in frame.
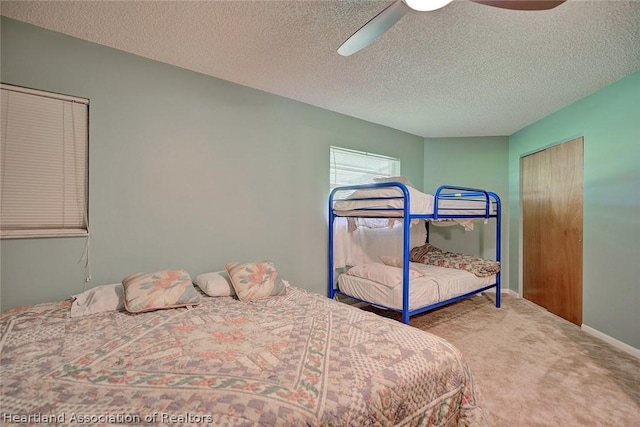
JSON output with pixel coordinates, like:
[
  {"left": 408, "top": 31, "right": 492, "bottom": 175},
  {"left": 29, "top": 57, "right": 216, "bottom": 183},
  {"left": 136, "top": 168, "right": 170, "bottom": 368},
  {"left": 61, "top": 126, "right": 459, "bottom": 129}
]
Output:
[{"left": 363, "top": 294, "right": 640, "bottom": 426}]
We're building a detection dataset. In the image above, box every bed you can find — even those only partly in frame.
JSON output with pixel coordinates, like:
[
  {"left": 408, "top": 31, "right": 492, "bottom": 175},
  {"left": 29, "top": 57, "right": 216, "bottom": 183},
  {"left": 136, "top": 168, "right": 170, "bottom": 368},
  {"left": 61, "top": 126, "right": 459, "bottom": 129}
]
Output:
[
  {"left": 0, "top": 278, "right": 489, "bottom": 426},
  {"left": 329, "top": 181, "right": 501, "bottom": 323}
]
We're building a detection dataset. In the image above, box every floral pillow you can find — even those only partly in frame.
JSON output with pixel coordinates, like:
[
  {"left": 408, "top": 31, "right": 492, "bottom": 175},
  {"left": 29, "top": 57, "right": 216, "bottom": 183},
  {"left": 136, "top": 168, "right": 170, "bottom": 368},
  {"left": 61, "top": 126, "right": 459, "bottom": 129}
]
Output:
[
  {"left": 224, "top": 261, "right": 287, "bottom": 301},
  {"left": 409, "top": 243, "right": 441, "bottom": 263},
  {"left": 122, "top": 270, "right": 201, "bottom": 313}
]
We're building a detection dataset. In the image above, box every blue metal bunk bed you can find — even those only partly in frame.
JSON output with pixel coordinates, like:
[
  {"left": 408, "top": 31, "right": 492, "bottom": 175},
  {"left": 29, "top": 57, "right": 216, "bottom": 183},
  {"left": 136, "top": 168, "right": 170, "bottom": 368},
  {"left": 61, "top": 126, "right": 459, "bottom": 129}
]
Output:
[{"left": 328, "top": 182, "right": 501, "bottom": 324}]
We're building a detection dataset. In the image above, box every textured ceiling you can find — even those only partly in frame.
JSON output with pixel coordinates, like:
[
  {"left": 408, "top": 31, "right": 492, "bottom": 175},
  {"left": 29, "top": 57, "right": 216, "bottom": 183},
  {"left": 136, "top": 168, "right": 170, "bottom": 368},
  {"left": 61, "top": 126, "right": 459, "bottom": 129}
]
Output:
[{"left": 2, "top": 0, "right": 639, "bottom": 137}]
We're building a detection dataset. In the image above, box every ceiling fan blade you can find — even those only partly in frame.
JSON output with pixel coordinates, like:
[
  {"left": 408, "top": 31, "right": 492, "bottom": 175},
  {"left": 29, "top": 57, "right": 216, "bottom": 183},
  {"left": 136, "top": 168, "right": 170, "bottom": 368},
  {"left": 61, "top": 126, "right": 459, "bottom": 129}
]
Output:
[
  {"left": 338, "top": 0, "right": 410, "bottom": 56},
  {"left": 471, "top": 1, "right": 566, "bottom": 11}
]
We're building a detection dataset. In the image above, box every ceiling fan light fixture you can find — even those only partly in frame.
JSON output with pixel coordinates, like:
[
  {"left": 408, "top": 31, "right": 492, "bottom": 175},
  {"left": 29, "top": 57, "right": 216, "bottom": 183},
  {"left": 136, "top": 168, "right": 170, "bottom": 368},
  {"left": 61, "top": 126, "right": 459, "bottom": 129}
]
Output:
[{"left": 403, "top": 0, "right": 454, "bottom": 12}]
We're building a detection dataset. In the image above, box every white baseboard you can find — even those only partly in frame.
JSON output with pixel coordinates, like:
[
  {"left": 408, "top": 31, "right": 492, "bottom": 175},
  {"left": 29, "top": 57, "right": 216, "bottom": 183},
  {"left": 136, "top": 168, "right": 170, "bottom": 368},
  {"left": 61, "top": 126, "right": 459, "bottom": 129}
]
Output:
[
  {"left": 581, "top": 324, "right": 640, "bottom": 359},
  {"left": 483, "top": 288, "right": 519, "bottom": 297}
]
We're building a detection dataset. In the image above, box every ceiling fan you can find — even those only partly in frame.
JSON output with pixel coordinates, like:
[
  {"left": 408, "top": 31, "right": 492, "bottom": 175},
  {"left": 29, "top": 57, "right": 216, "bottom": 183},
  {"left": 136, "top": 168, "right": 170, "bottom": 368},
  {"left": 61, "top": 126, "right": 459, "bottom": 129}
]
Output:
[{"left": 337, "top": 0, "right": 566, "bottom": 56}]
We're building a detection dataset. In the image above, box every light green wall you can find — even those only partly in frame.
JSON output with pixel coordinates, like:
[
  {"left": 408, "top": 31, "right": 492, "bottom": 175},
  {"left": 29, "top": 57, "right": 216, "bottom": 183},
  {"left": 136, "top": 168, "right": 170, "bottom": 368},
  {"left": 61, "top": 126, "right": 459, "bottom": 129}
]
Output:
[
  {"left": 3, "top": 17, "right": 638, "bottom": 351},
  {"left": 0, "top": 18, "right": 424, "bottom": 310},
  {"left": 423, "top": 137, "right": 509, "bottom": 287},
  {"left": 508, "top": 70, "right": 640, "bottom": 349}
]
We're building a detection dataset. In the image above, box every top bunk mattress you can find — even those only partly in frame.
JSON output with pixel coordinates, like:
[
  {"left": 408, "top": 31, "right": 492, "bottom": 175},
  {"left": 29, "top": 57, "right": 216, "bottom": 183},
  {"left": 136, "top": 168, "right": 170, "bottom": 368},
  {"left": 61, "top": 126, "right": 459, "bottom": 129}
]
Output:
[{"left": 332, "top": 185, "right": 497, "bottom": 218}]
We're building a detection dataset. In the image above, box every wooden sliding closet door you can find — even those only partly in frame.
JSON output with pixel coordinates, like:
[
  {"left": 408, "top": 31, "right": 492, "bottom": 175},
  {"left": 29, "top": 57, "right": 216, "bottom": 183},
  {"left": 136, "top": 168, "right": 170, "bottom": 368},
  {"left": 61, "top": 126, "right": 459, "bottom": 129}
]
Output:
[{"left": 522, "top": 137, "right": 583, "bottom": 325}]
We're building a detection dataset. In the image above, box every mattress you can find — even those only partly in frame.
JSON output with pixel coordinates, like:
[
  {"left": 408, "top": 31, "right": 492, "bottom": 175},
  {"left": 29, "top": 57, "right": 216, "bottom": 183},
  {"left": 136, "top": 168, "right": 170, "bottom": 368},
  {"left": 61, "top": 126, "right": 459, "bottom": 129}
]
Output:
[
  {"left": 333, "top": 186, "right": 495, "bottom": 217},
  {"left": 0, "top": 285, "right": 489, "bottom": 426},
  {"left": 338, "top": 263, "right": 496, "bottom": 310}
]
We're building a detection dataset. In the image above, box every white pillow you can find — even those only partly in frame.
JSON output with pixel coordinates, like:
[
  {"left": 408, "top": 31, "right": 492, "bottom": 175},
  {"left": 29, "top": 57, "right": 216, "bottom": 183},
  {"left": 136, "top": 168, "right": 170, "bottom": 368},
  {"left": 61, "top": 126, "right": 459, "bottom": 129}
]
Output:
[
  {"left": 379, "top": 255, "right": 423, "bottom": 273},
  {"left": 372, "top": 175, "right": 414, "bottom": 187},
  {"left": 195, "top": 271, "right": 236, "bottom": 297},
  {"left": 347, "top": 263, "right": 422, "bottom": 288},
  {"left": 70, "top": 283, "right": 124, "bottom": 318}
]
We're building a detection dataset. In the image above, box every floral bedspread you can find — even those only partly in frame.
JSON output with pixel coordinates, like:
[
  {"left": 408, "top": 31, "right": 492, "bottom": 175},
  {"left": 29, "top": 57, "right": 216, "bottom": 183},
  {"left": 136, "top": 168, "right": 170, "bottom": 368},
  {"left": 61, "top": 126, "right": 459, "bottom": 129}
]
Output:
[
  {"left": 1, "top": 286, "right": 489, "bottom": 426},
  {"left": 410, "top": 244, "right": 501, "bottom": 278}
]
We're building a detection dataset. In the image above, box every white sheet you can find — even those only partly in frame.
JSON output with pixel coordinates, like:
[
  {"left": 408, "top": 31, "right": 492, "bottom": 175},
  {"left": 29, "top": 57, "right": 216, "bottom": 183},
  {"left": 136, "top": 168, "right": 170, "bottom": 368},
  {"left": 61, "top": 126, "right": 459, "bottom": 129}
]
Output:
[
  {"left": 338, "top": 263, "right": 496, "bottom": 310},
  {"left": 332, "top": 217, "right": 427, "bottom": 269}
]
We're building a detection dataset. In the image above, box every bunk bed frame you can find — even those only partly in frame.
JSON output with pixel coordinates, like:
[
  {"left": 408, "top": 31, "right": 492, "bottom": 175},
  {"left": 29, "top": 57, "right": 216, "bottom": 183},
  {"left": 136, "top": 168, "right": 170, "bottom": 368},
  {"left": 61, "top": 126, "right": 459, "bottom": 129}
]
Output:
[{"left": 328, "top": 182, "right": 501, "bottom": 324}]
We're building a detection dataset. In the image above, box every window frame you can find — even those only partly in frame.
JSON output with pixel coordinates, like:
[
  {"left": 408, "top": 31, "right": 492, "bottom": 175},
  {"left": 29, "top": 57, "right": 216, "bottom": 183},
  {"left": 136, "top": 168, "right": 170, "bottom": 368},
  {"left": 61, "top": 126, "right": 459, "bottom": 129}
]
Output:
[{"left": 330, "top": 145, "right": 400, "bottom": 191}]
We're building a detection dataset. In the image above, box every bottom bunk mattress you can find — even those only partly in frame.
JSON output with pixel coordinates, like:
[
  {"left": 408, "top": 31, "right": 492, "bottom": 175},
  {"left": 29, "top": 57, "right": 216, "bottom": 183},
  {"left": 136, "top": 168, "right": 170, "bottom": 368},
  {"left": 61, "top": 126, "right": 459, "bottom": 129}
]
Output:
[
  {"left": 0, "top": 284, "right": 489, "bottom": 426},
  {"left": 338, "top": 263, "right": 496, "bottom": 311}
]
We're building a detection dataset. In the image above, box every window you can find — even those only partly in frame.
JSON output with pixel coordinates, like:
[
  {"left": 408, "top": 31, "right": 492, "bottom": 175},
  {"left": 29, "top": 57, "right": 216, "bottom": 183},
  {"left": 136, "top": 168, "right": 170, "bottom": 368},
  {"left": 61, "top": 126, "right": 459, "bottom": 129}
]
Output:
[
  {"left": 330, "top": 146, "right": 400, "bottom": 190},
  {"left": 1, "top": 84, "right": 89, "bottom": 238}
]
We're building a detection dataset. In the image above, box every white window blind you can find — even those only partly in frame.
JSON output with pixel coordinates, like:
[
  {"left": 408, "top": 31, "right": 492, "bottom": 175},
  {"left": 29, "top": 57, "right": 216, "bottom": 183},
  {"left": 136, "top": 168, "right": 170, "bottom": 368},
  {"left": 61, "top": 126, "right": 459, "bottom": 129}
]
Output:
[
  {"left": 1, "top": 84, "right": 89, "bottom": 238},
  {"left": 330, "top": 146, "right": 400, "bottom": 190}
]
